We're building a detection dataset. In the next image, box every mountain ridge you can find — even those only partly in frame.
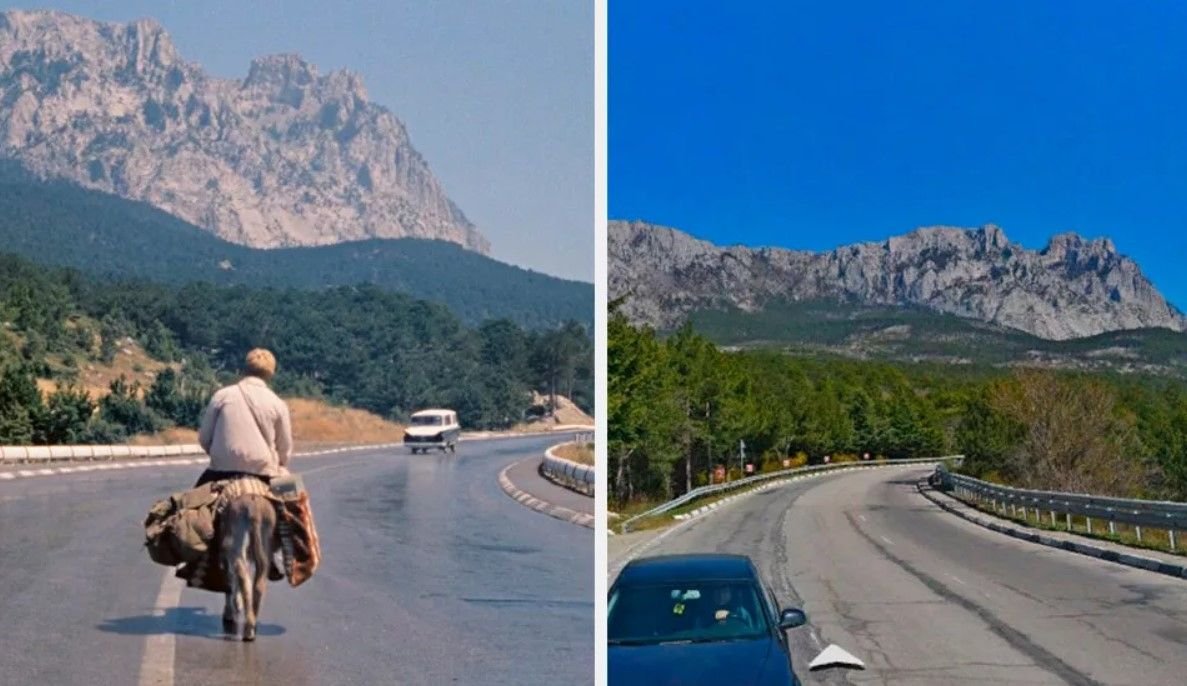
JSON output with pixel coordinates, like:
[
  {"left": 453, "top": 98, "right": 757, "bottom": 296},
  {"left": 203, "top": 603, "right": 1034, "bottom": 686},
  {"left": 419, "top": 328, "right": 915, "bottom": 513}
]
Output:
[
  {"left": 609, "top": 219, "right": 1186, "bottom": 340},
  {"left": 0, "top": 169, "right": 589, "bottom": 330},
  {"left": 0, "top": 9, "right": 488, "bottom": 252}
]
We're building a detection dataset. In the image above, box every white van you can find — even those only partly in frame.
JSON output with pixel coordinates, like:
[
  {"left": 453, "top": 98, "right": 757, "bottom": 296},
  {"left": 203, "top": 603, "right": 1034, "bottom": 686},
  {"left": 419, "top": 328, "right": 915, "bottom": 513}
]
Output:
[{"left": 404, "top": 409, "right": 461, "bottom": 454}]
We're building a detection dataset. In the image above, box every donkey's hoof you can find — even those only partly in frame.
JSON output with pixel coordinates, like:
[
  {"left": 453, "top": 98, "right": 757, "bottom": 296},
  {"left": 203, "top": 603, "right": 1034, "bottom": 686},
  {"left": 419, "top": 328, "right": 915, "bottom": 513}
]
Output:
[
  {"left": 243, "top": 625, "right": 257, "bottom": 642},
  {"left": 222, "top": 617, "right": 236, "bottom": 635}
]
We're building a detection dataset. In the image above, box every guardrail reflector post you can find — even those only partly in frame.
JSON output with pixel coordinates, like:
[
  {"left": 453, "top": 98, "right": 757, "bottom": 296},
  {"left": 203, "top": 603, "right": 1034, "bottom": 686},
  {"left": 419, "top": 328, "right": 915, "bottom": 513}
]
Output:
[
  {"left": 1086, "top": 517, "right": 1092, "bottom": 535},
  {"left": 1066, "top": 513, "right": 1071, "bottom": 531},
  {"left": 1050, "top": 510, "right": 1056, "bottom": 527},
  {"left": 1109, "top": 520, "right": 1116, "bottom": 536},
  {"left": 1135, "top": 526, "right": 1142, "bottom": 543},
  {"left": 1171, "top": 530, "right": 1177, "bottom": 552}
]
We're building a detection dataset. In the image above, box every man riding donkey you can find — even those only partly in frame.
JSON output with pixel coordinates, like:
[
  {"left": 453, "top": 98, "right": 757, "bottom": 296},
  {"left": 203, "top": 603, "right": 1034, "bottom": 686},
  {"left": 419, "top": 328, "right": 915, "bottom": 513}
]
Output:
[{"left": 144, "top": 349, "right": 321, "bottom": 641}]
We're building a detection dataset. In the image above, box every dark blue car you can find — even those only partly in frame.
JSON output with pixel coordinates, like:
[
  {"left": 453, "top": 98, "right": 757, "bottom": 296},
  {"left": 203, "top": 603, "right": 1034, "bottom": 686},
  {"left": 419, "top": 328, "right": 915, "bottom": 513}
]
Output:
[{"left": 608, "top": 554, "right": 810, "bottom": 686}]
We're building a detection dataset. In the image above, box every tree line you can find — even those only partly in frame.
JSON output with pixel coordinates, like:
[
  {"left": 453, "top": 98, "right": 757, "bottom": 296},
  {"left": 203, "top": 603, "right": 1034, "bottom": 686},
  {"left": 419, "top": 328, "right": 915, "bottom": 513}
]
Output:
[
  {"left": 609, "top": 307, "right": 1187, "bottom": 508},
  {"left": 0, "top": 253, "right": 592, "bottom": 444}
]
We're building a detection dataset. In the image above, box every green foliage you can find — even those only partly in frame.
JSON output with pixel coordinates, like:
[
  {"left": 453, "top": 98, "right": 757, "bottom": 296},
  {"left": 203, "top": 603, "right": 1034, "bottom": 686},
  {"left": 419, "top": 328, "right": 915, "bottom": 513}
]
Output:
[
  {"left": 0, "top": 364, "right": 42, "bottom": 443},
  {"left": 0, "top": 168, "right": 591, "bottom": 331},
  {"left": 0, "top": 252, "right": 593, "bottom": 441},
  {"left": 609, "top": 316, "right": 1187, "bottom": 507},
  {"left": 99, "top": 376, "right": 163, "bottom": 436},
  {"left": 39, "top": 384, "right": 96, "bottom": 444},
  {"left": 686, "top": 298, "right": 1187, "bottom": 375}
]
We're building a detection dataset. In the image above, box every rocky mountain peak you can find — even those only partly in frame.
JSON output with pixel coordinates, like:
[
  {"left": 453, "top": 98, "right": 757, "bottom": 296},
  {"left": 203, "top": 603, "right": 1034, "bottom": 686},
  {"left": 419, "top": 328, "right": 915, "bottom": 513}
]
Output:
[
  {"left": 0, "top": 10, "right": 489, "bottom": 253},
  {"left": 609, "top": 220, "right": 1186, "bottom": 340},
  {"left": 245, "top": 53, "right": 317, "bottom": 89}
]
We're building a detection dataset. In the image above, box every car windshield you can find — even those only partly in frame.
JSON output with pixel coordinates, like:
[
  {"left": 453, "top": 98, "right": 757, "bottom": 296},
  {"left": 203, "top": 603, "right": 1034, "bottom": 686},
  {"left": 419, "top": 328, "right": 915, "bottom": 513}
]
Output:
[
  {"left": 411, "top": 416, "right": 443, "bottom": 426},
  {"left": 608, "top": 580, "right": 769, "bottom": 645}
]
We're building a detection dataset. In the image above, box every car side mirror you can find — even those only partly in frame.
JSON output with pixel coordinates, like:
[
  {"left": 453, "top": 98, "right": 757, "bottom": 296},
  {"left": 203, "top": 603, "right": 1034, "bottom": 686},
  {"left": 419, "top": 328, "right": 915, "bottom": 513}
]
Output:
[{"left": 778, "top": 608, "right": 806, "bottom": 629}]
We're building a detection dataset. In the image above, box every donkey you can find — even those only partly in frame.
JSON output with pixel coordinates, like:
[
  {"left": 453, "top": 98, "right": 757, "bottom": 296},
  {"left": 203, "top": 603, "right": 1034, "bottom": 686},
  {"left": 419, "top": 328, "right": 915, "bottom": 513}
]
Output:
[{"left": 220, "top": 492, "right": 278, "bottom": 641}]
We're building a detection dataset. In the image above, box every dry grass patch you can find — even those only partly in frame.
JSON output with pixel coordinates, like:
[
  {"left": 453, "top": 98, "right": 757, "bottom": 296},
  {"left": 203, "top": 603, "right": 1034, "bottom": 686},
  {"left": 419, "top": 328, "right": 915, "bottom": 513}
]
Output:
[
  {"left": 511, "top": 392, "right": 593, "bottom": 432},
  {"left": 39, "top": 338, "right": 175, "bottom": 400},
  {"left": 130, "top": 427, "right": 199, "bottom": 445},
  {"left": 554, "top": 442, "right": 594, "bottom": 465},
  {"left": 285, "top": 397, "right": 405, "bottom": 444}
]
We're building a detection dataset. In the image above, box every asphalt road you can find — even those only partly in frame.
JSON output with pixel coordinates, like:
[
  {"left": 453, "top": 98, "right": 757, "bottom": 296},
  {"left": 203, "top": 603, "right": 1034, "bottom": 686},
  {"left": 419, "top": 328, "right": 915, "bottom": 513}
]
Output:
[
  {"left": 610, "top": 467, "right": 1187, "bottom": 686},
  {"left": 0, "top": 435, "right": 592, "bottom": 686}
]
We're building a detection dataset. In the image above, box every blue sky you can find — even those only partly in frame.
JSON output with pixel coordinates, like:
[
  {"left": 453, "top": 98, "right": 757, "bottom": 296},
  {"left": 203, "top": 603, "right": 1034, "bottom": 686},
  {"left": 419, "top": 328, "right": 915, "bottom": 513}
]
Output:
[
  {"left": 10, "top": 1, "right": 592, "bottom": 282},
  {"left": 610, "top": 1, "right": 1187, "bottom": 309}
]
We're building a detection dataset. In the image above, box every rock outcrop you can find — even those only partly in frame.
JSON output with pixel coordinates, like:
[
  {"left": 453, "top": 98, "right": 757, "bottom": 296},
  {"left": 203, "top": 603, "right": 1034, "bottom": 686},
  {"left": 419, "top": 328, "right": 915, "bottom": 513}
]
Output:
[
  {"left": 0, "top": 10, "right": 489, "bottom": 252},
  {"left": 609, "top": 220, "right": 1185, "bottom": 340}
]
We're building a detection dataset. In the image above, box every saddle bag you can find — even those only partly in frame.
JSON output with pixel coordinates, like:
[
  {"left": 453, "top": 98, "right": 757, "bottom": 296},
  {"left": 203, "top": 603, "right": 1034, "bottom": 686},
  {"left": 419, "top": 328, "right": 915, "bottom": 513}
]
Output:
[{"left": 143, "top": 482, "right": 221, "bottom": 566}]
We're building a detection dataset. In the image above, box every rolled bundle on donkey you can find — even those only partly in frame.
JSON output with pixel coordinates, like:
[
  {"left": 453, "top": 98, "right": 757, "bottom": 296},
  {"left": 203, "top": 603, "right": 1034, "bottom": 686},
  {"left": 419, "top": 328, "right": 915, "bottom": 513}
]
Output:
[{"left": 143, "top": 349, "right": 321, "bottom": 641}]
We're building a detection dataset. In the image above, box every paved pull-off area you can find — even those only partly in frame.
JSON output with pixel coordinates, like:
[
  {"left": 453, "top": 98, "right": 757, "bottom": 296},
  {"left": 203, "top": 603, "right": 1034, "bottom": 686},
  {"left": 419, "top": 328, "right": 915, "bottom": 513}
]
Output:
[
  {"left": 609, "top": 467, "right": 1187, "bottom": 685},
  {"left": 0, "top": 436, "right": 592, "bottom": 686}
]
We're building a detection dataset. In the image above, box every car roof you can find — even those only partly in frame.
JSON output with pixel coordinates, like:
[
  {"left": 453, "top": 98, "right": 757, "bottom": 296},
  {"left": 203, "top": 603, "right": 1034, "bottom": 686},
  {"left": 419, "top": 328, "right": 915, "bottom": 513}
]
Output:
[
  {"left": 615, "top": 554, "right": 758, "bottom": 585},
  {"left": 411, "top": 409, "right": 454, "bottom": 416}
]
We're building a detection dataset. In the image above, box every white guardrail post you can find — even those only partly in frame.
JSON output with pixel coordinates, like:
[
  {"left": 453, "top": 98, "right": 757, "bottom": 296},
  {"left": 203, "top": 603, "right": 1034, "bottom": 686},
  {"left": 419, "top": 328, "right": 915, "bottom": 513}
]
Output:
[
  {"left": 943, "top": 472, "right": 1187, "bottom": 548},
  {"left": 0, "top": 443, "right": 206, "bottom": 464},
  {"left": 539, "top": 432, "right": 595, "bottom": 496}
]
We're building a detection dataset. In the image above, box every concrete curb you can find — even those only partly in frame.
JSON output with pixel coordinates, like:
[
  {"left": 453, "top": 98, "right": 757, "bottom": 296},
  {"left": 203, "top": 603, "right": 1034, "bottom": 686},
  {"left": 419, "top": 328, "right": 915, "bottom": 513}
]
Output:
[
  {"left": 498, "top": 458, "right": 594, "bottom": 529},
  {"left": 918, "top": 481, "right": 1187, "bottom": 581},
  {"left": 539, "top": 442, "right": 595, "bottom": 497},
  {"left": 0, "top": 443, "right": 405, "bottom": 481}
]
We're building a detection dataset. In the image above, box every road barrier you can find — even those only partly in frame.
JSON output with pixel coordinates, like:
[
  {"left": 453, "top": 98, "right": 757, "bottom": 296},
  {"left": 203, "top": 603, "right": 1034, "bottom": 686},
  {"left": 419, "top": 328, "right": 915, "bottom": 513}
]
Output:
[
  {"left": 0, "top": 427, "right": 597, "bottom": 465},
  {"left": 619, "top": 456, "right": 964, "bottom": 533},
  {"left": 0, "top": 443, "right": 204, "bottom": 462},
  {"left": 945, "top": 472, "right": 1187, "bottom": 551},
  {"left": 540, "top": 438, "right": 595, "bottom": 496}
]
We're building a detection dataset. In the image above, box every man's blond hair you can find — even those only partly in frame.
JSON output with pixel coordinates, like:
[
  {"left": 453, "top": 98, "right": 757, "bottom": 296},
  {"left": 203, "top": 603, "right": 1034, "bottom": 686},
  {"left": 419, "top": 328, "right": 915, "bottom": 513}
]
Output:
[{"left": 245, "top": 348, "right": 277, "bottom": 381}]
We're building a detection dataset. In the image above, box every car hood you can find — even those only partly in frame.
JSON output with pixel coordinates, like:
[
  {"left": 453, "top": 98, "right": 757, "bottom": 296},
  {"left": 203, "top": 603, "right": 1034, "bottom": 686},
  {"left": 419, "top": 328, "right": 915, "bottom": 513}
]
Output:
[
  {"left": 404, "top": 426, "right": 447, "bottom": 437},
  {"left": 609, "top": 638, "right": 792, "bottom": 686}
]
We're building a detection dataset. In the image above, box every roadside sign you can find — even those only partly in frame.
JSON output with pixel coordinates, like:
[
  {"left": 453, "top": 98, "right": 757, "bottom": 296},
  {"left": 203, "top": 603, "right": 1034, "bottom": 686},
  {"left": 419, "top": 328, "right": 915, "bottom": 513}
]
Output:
[{"left": 745, "top": 463, "right": 754, "bottom": 474}]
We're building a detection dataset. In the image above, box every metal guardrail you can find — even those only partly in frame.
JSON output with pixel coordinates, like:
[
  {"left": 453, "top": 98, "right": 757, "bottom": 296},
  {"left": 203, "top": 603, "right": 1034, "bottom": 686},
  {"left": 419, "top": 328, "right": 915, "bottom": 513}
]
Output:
[
  {"left": 0, "top": 427, "right": 598, "bottom": 464},
  {"left": 541, "top": 438, "right": 595, "bottom": 496},
  {"left": 945, "top": 472, "right": 1187, "bottom": 549},
  {"left": 619, "top": 455, "right": 964, "bottom": 533}
]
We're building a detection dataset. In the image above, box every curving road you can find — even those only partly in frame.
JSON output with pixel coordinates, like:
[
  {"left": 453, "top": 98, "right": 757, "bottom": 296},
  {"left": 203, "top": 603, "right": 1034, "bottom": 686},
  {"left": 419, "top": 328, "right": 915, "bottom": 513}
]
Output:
[
  {"left": 0, "top": 435, "right": 592, "bottom": 686},
  {"left": 610, "top": 467, "right": 1187, "bottom": 686}
]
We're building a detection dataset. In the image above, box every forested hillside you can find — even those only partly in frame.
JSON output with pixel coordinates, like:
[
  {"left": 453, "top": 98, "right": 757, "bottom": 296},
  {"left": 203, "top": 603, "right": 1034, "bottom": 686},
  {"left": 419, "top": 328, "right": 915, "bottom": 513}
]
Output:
[
  {"left": 0, "top": 166, "right": 591, "bottom": 330},
  {"left": 609, "top": 305, "right": 1187, "bottom": 508},
  {"left": 0, "top": 253, "right": 592, "bottom": 444}
]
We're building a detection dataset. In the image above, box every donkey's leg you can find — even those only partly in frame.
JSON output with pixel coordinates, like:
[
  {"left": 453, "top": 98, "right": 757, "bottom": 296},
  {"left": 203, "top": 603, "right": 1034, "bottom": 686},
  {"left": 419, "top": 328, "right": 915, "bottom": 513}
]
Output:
[
  {"left": 224, "top": 500, "right": 255, "bottom": 640},
  {"left": 221, "top": 509, "right": 240, "bottom": 636},
  {"left": 245, "top": 497, "right": 276, "bottom": 642}
]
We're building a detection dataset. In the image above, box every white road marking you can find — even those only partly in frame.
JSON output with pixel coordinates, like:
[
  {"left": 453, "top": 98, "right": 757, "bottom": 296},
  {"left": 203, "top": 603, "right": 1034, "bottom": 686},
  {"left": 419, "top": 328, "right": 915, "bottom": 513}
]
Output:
[
  {"left": 0, "top": 473, "right": 14, "bottom": 479},
  {"left": 858, "top": 514, "right": 867, "bottom": 522},
  {"left": 17, "top": 470, "right": 35, "bottom": 477},
  {"left": 138, "top": 568, "right": 184, "bottom": 686},
  {"left": 949, "top": 574, "right": 967, "bottom": 586},
  {"left": 880, "top": 535, "right": 894, "bottom": 546}
]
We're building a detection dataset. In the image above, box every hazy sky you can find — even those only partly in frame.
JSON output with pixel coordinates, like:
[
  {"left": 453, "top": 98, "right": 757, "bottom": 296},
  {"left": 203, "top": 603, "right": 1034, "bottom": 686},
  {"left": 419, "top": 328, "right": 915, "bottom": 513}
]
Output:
[
  {"left": 13, "top": 1, "right": 592, "bottom": 282},
  {"left": 612, "top": 1, "right": 1187, "bottom": 309}
]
